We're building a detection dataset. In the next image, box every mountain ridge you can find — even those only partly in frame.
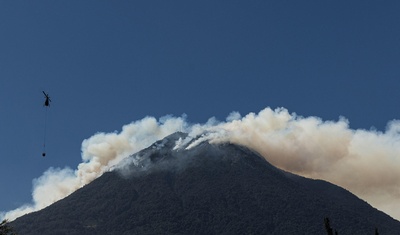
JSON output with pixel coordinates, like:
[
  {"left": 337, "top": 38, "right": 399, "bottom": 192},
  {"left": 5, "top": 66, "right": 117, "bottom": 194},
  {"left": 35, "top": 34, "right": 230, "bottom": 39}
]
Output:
[{"left": 11, "top": 132, "right": 400, "bottom": 234}]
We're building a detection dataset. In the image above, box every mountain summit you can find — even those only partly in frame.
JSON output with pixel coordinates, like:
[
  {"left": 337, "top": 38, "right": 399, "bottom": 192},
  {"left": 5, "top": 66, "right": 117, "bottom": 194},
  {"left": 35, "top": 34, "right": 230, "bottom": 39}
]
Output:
[{"left": 11, "top": 132, "right": 400, "bottom": 234}]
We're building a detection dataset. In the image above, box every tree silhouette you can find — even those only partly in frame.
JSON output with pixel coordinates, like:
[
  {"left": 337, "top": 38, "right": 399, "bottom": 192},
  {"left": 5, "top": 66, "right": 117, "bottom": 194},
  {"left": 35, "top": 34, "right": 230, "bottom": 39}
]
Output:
[
  {"left": 324, "top": 217, "right": 338, "bottom": 235},
  {"left": 324, "top": 217, "right": 334, "bottom": 235}
]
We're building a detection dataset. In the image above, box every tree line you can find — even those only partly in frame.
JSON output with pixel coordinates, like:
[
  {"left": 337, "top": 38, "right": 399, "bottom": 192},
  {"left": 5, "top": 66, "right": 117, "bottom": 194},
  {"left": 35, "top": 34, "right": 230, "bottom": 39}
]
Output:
[{"left": 325, "top": 217, "right": 379, "bottom": 235}]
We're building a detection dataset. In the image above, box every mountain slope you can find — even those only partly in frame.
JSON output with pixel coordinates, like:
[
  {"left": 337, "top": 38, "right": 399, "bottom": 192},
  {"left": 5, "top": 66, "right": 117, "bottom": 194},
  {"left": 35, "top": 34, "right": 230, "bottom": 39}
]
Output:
[{"left": 11, "top": 132, "right": 400, "bottom": 234}]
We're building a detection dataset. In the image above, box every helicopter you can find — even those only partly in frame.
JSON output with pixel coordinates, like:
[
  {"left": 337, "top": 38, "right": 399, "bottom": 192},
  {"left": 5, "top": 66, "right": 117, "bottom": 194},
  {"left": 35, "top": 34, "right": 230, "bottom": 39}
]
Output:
[
  {"left": 43, "top": 91, "right": 51, "bottom": 107},
  {"left": 42, "top": 91, "right": 52, "bottom": 157}
]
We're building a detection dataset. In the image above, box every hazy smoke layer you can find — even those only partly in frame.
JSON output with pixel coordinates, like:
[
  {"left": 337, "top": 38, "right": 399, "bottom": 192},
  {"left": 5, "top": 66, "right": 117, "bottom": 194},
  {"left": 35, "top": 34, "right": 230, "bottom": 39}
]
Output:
[{"left": 1, "top": 107, "right": 400, "bottom": 221}]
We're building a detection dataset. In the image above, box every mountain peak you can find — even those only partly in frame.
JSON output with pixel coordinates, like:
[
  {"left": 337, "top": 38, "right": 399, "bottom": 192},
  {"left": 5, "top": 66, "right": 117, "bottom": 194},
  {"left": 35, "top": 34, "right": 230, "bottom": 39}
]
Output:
[{"left": 11, "top": 133, "right": 400, "bottom": 234}]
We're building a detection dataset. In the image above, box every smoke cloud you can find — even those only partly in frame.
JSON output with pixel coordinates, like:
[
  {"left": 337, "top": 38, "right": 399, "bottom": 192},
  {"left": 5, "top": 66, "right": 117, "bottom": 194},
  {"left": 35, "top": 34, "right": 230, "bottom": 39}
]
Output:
[
  {"left": 1, "top": 116, "right": 187, "bottom": 221},
  {"left": 214, "top": 108, "right": 400, "bottom": 220},
  {"left": 1, "top": 107, "right": 400, "bottom": 221}
]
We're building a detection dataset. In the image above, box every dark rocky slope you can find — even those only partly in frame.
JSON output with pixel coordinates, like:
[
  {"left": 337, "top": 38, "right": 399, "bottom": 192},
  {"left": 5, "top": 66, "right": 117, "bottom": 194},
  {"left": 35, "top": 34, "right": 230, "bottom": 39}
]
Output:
[{"left": 12, "top": 132, "right": 400, "bottom": 234}]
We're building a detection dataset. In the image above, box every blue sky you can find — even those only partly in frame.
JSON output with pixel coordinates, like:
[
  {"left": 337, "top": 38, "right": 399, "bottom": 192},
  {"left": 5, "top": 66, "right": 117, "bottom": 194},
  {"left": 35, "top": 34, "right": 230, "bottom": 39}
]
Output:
[{"left": 1, "top": 1, "right": 400, "bottom": 213}]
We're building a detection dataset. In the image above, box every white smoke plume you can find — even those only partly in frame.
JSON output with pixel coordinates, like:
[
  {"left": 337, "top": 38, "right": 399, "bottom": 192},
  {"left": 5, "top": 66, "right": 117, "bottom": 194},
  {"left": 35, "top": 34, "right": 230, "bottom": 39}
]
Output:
[
  {"left": 1, "top": 107, "right": 400, "bottom": 221},
  {"left": 213, "top": 108, "right": 400, "bottom": 220},
  {"left": 1, "top": 116, "right": 187, "bottom": 221}
]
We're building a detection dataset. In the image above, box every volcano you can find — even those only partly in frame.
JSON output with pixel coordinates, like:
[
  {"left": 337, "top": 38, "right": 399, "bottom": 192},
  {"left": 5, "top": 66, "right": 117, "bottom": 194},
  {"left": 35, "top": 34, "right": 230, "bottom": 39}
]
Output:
[{"left": 11, "top": 132, "right": 400, "bottom": 234}]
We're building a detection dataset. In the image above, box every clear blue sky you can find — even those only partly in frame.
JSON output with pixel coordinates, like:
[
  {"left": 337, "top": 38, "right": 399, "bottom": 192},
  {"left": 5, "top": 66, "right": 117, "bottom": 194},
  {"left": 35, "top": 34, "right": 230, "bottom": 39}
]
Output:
[{"left": 1, "top": 1, "right": 399, "bottom": 212}]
